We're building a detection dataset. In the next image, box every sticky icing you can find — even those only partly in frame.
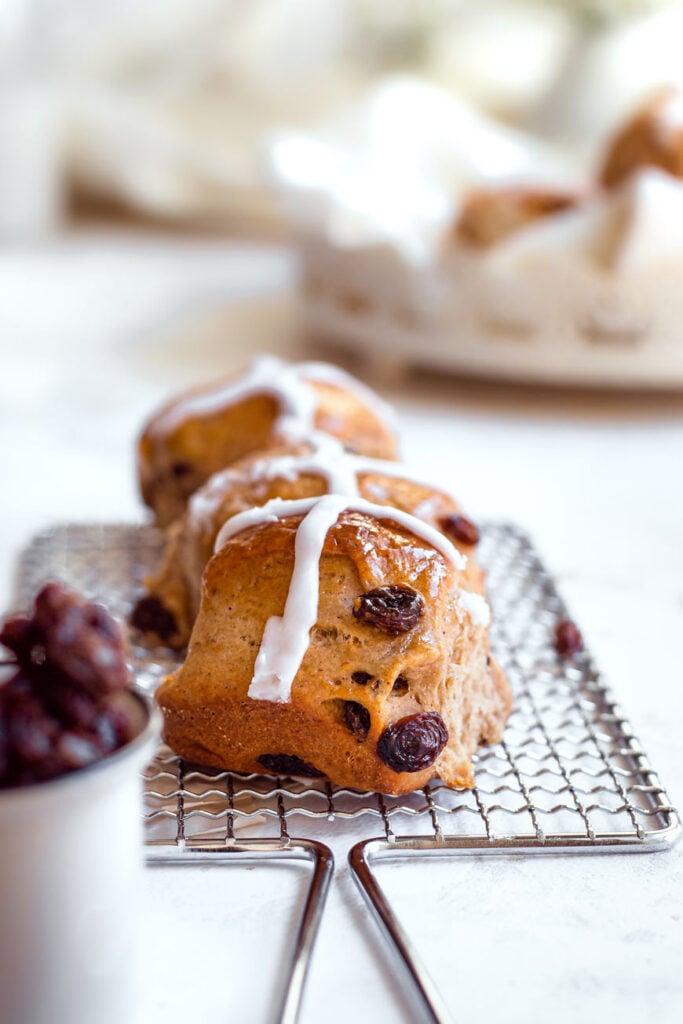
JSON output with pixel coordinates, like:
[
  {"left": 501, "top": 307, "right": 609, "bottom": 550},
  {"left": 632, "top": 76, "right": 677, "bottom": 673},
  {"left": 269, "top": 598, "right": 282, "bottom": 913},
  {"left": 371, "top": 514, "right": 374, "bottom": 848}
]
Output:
[
  {"left": 213, "top": 494, "right": 485, "bottom": 703},
  {"left": 150, "top": 354, "right": 397, "bottom": 441},
  {"left": 188, "top": 431, "right": 448, "bottom": 531},
  {"left": 458, "top": 590, "right": 491, "bottom": 628},
  {"left": 247, "top": 495, "right": 350, "bottom": 702}
]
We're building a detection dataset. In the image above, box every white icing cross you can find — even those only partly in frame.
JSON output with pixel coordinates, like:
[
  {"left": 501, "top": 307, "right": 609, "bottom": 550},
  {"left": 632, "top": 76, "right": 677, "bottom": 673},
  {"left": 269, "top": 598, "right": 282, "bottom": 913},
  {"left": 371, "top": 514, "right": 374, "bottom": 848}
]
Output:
[
  {"left": 214, "top": 494, "right": 488, "bottom": 704},
  {"left": 188, "top": 431, "right": 448, "bottom": 529},
  {"left": 150, "top": 355, "right": 398, "bottom": 441}
]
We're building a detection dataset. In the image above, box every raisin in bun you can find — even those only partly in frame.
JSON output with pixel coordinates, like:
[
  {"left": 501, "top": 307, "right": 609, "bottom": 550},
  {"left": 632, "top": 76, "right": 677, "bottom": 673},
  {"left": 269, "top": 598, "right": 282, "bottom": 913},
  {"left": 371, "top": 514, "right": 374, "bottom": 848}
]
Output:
[
  {"left": 133, "top": 435, "right": 484, "bottom": 649},
  {"left": 156, "top": 497, "right": 511, "bottom": 795},
  {"left": 138, "top": 356, "right": 399, "bottom": 527},
  {"left": 600, "top": 88, "right": 683, "bottom": 189}
]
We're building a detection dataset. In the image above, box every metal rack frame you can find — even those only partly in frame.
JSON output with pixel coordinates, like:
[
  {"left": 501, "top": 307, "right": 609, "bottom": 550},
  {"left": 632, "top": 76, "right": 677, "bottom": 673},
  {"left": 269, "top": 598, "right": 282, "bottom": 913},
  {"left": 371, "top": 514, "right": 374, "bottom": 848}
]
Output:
[
  {"left": 145, "top": 841, "right": 333, "bottom": 1024},
  {"left": 14, "top": 521, "right": 680, "bottom": 1024},
  {"left": 348, "top": 824, "right": 679, "bottom": 1024}
]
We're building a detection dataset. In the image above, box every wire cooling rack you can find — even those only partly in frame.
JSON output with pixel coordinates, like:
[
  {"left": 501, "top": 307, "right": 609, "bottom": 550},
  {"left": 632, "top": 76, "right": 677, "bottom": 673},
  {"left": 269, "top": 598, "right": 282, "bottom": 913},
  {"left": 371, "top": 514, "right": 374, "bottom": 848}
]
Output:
[{"left": 14, "top": 522, "right": 680, "bottom": 1024}]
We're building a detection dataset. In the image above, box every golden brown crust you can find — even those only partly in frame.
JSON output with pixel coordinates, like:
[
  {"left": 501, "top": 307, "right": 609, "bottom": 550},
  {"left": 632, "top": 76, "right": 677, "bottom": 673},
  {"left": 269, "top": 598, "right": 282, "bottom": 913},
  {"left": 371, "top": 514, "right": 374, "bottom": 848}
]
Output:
[
  {"left": 140, "top": 445, "right": 482, "bottom": 648},
  {"left": 455, "top": 187, "right": 578, "bottom": 248},
  {"left": 138, "top": 376, "right": 399, "bottom": 527},
  {"left": 156, "top": 511, "right": 511, "bottom": 795},
  {"left": 600, "top": 88, "right": 683, "bottom": 189}
]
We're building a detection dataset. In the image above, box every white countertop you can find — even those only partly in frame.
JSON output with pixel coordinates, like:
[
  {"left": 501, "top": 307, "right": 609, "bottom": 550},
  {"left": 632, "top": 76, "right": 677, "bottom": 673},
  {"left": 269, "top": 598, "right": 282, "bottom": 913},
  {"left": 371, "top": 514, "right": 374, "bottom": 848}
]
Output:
[{"left": 1, "top": 234, "right": 682, "bottom": 1023}]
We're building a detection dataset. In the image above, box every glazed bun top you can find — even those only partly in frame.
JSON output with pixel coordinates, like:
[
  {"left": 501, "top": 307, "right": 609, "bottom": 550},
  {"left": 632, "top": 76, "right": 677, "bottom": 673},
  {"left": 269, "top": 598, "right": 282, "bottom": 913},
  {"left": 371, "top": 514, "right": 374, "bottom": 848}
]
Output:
[
  {"left": 135, "top": 432, "right": 484, "bottom": 649},
  {"left": 600, "top": 88, "right": 683, "bottom": 190},
  {"left": 177, "top": 493, "right": 487, "bottom": 705},
  {"left": 187, "top": 432, "right": 477, "bottom": 550},
  {"left": 137, "top": 356, "right": 400, "bottom": 527}
]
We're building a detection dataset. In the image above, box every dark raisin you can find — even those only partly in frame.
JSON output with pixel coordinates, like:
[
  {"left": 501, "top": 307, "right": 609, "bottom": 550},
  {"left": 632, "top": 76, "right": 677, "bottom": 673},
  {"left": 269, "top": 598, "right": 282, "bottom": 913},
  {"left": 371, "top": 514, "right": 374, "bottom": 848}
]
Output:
[
  {"left": 102, "top": 704, "right": 134, "bottom": 747},
  {"left": 6, "top": 692, "right": 59, "bottom": 764},
  {"left": 34, "top": 584, "right": 128, "bottom": 696},
  {"left": 351, "top": 670, "right": 373, "bottom": 686},
  {"left": 377, "top": 712, "right": 448, "bottom": 773},
  {"left": 0, "top": 583, "right": 136, "bottom": 788},
  {"left": 554, "top": 619, "right": 583, "bottom": 659},
  {"left": 439, "top": 513, "right": 480, "bottom": 546},
  {"left": 0, "top": 616, "right": 40, "bottom": 665},
  {"left": 171, "top": 461, "right": 193, "bottom": 478},
  {"left": 353, "top": 585, "right": 424, "bottom": 635},
  {"left": 391, "top": 676, "right": 409, "bottom": 696},
  {"left": 86, "top": 604, "right": 120, "bottom": 643},
  {"left": 343, "top": 701, "right": 370, "bottom": 740},
  {"left": 257, "top": 753, "right": 325, "bottom": 778},
  {"left": 55, "top": 732, "right": 101, "bottom": 771},
  {"left": 0, "top": 715, "right": 8, "bottom": 779},
  {"left": 94, "top": 712, "right": 119, "bottom": 753},
  {"left": 130, "top": 596, "right": 178, "bottom": 642},
  {"left": 37, "top": 676, "right": 100, "bottom": 731}
]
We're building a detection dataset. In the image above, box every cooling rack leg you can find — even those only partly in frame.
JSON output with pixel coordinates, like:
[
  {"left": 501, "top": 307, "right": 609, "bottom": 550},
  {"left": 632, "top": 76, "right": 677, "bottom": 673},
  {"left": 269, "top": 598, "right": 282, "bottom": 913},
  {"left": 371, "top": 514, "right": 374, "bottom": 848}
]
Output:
[
  {"left": 348, "top": 827, "right": 681, "bottom": 1024},
  {"left": 348, "top": 840, "right": 455, "bottom": 1024},
  {"left": 146, "top": 840, "right": 334, "bottom": 1024},
  {"left": 277, "top": 840, "right": 335, "bottom": 1024}
]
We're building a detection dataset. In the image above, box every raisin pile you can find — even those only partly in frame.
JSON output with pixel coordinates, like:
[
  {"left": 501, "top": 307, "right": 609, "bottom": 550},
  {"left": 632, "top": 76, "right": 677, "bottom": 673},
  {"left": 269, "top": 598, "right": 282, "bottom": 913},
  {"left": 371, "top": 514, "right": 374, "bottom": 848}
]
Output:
[{"left": 0, "top": 583, "right": 134, "bottom": 788}]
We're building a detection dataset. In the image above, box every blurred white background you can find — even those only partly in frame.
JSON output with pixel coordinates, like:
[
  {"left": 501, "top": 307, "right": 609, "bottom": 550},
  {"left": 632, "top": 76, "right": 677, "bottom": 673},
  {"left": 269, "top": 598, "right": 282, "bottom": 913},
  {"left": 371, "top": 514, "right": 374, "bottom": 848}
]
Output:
[
  {"left": 2, "top": 6, "right": 683, "bottom": 1024},
  {"left": 3, "top": 0, "right": 683, "bottom": 237}
]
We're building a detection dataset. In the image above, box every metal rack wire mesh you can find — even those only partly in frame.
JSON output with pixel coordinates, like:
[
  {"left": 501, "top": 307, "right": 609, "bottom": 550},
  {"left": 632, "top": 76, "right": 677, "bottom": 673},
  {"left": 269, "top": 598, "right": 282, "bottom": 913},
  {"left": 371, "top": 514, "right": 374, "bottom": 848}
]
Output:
[{"left": 13, "top": 521, "right": 678, "bottom": 849}]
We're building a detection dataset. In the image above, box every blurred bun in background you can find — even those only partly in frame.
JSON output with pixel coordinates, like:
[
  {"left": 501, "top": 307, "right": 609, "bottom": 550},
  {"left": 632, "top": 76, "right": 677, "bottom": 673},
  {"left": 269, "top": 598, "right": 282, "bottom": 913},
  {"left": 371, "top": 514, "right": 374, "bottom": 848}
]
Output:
[{"left": 3, "top": 0, "right": 683, "bottom": 237}]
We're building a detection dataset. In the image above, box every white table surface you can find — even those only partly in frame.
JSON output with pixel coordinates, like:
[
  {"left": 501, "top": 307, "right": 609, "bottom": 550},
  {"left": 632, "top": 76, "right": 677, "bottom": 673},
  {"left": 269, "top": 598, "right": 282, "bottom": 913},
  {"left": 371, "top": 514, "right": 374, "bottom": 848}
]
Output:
[{"left": 1, "top": 233, "right": 682, "bottom": 1023}]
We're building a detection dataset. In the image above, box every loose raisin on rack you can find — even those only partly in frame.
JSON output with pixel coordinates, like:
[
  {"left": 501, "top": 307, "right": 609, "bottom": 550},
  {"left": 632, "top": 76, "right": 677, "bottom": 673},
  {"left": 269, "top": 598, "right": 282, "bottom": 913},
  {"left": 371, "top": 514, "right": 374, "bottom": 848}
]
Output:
[
  {"left": 391, "top": 676, "right": 409, "bottom": 696},
  {"left": 343, "top": 701, "right": 371, "bottom": 740},
  {"left": 554, "top": 619, "right": 583, "bottom": 659},
  {"left": 377, "top": 712, "right": 448, "bottom": 773},
  {"left": 439, "top": 513, "right": 480, "bottom": 546},
  {"left": 353, "top": 585, "right": 424, "bottom": 635},
  {"left": 130, "top": 595, "right": 178, "bottom": 643},
  {"left": 257, "top": 753, "right": 325, "bottom": 778},
  {"left": 351, "top": 670, "right": 372, "bottom": 686}
]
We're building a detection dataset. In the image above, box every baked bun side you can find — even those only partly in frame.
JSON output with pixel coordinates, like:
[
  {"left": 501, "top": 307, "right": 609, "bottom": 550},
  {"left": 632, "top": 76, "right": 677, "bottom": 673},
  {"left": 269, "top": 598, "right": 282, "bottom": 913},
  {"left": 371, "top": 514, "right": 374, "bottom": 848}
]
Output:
[
  {"left": 455, "top": 187, "right": 578, "bottom": 248},
  {"left": 156, "top": 508, "right": 511, "bottom": 795}
]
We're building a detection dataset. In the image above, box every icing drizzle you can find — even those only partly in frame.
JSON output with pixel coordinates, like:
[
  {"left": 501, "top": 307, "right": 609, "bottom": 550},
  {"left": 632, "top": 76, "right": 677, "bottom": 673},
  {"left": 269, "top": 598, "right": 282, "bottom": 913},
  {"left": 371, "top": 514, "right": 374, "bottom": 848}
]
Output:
[
  {"left": 188, "top": 431, "right": 444, "bottom": 529},
  {"left": 150, "top": 355, "right": 397, "bottom": 441},
  {"left": 169, "top": 360, "right": 489, "bottom": 704},
  {"left": 214, "top": 494, "right": 488, "bottom": 704}
]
